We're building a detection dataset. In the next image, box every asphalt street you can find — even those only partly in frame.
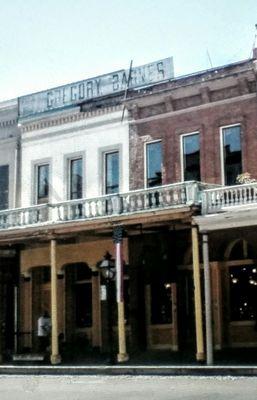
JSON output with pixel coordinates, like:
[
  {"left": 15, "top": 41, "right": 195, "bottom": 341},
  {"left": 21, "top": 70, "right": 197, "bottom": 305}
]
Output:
[{"left": 0, "top": 375, "right": 257, "bottom": 400}]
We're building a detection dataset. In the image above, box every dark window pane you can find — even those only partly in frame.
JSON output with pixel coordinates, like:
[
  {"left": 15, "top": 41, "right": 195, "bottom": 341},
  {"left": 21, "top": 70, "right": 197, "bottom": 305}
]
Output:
[
  {"left": 151, "top": 282, "right": 172, "bottom": 324},
  {"left": 183, "top": 134, "right": 200, "bottom": 181},
  {"left": 223, "top": 126, "right": 242, "bottom": 185},
  {"left": 105, "top": 152, "right": 119, "bottom": 194},
  {"left": 0, "top": 165, "right": 9, "bottom": 210},
  {"left": 146, "top": 142, "right": 162, "bottom": 187},
  {"left": 70, "top": 158, "right": 83, "bottom": 200},
  {"left": 75, "top": 283, "right": 92, "bottom": 327},
  {"left": 230, "top": 265, "right": 257, "bottom": 321},
  {"left": 37, "top": 164, "right": 49, "bottom": 203}
]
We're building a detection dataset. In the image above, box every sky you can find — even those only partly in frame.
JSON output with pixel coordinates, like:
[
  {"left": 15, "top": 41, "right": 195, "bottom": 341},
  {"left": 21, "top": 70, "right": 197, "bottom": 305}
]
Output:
[{"left": 0, "top": 0, "right": 256, "bottom": 101}]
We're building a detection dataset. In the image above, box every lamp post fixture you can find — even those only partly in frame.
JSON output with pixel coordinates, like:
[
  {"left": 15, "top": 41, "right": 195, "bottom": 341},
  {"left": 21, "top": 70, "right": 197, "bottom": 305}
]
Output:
[{"left": 99, "top": 251, "right": 115, "bottom": 363}]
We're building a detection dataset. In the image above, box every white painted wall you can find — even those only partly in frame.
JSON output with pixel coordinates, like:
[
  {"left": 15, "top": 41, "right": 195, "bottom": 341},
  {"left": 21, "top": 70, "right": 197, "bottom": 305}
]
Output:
[
  {"left": 21, "top": 108, "right": 129, "bottom": 207},
  {"left": 0, "top": 99, "right": 19, "bottom": 209}
]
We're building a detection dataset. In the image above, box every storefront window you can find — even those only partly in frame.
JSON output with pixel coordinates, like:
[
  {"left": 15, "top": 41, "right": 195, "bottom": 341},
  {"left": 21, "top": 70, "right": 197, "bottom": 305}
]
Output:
[
  {"left": 151, "top": 282, "right": 172, "bottom": 324},
  {"left": 230, "top": 265, "right": 257, "bottom": 321}
]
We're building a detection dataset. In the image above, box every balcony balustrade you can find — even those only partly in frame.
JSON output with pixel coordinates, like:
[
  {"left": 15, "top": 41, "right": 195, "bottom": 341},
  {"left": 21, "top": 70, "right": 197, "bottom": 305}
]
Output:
[
  {"left": 201, "top": 183, "right": 257, "bottom": 214},
  {"left": 0, "top": 181, "right": 205, "bottom": 231}
]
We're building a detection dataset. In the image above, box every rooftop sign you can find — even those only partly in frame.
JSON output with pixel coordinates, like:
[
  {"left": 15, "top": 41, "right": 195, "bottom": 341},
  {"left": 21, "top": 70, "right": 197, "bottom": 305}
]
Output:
[{"left": 18, "top": 57, "right": 173, "bottom": 118}]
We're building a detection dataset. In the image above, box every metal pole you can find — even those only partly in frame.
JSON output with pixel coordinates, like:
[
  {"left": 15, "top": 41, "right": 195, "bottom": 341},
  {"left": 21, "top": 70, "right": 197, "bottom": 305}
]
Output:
[
  {"left": 191, "top": 225, "right": 205, "bottom": 361},
  {"left": 50, "top": 239, "right": 61, "bottom": 365},
  {"left": 202, "top": 233, "right": 213, "bottom": 365},
  {"left": 113, "top": 226, "right": 129, "bottom": 362}
]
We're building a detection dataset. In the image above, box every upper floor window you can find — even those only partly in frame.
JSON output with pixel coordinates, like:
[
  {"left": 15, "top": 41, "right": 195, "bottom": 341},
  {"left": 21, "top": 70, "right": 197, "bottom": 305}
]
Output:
[
  {"left": 0, "top": 165, "right": 9, "bottom": 210},
  {"left": 182, "top": 133, "right": 200, "bottom": 181},
  {"left": 70, "top": 158, "right": 83, "bottom": 200},
  {"left": 37, "top": 164, "right": 49, "bottom": 204},
  {"left": 105, "top": 151, "right": 119, "bottom": 194},
  {"left": 146, "top": 141, "right": 162, "bottom": 187},
  {"left": 222, "top": 125, "right": 242, "bottom": 185}
]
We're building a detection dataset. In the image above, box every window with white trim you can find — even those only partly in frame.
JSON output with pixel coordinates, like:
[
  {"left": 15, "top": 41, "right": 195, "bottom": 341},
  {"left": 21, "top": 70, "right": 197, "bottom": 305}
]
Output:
[
  {"left": 222, "top": 125, "right": 242, "bottom": 185},
  {"left": 37, "top": 164, "right": 49, "bottom": 204},
  {"left": 105, "top": 151, "right": 119, "bottom": 194},
  {"left": 146, "top": 141, "right": 162, "bottom": 188},
  {"left": 182, "top": 133, "right": 200, "bottom": 181},
  {"left": 69, "top": 158, "right": 83, "bottom": 200}
]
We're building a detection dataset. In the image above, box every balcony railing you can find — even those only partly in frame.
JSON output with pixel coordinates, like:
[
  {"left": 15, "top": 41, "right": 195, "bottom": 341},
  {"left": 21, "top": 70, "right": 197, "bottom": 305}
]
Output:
[
  {"left": 201, "top": 183, "right": 257, "bottom": 214},
  {"left": 0, "top": 181, "right": 204, "bottom": 231}
]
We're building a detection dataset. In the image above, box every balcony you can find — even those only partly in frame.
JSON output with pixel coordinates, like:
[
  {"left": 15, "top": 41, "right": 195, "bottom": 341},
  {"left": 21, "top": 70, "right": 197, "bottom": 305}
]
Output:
[
  {"left": 0, "top": 181, "right": 211, "bottom": 231},
  {"left": 202, "top": 183, "right": 257, "bottom": 215}
]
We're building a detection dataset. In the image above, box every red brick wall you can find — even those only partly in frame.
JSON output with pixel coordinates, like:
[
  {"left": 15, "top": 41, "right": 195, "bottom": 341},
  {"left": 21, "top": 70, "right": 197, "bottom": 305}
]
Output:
[{"left": 129, "top": 97, "right": 257, "bottom": 189}]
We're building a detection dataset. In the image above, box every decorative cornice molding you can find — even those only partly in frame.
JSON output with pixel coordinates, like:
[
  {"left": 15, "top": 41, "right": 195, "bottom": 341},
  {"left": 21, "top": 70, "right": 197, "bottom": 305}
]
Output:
[
  {"left": 130, "top": 93, "right": 257, "bottom": 126},
  {"left": 19, "top": 105, "right": 123, "bottom": 133}
]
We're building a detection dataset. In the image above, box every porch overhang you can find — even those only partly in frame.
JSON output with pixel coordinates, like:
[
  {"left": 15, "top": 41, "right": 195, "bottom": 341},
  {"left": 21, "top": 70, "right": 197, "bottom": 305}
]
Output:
[
  {"left": 0, "top": 205, "right": 195, "bottom": 245},
  {"left": 194, "top": 205, "right": 257, "bottom": 233}
]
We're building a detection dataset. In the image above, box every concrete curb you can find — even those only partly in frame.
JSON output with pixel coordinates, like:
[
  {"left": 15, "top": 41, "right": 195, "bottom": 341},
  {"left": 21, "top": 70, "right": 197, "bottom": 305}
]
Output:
[{"left": 1, "top": 365, "right": 257, "bottom": 376}]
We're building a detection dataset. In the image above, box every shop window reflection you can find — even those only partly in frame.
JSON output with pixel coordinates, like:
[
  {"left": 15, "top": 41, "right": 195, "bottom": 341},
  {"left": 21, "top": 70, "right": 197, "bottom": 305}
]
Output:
[{"left": 230, "top": 265, "right": 257, "bottom": 321}]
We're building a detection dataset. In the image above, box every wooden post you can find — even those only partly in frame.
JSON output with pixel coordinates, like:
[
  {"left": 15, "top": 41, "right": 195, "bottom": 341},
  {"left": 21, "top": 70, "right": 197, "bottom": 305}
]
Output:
[
  {"left": 191, "top": 225, "right": 205, "bottom": 361},
  {"left": 113, "top": 226, "right": 129, "bottom": 362},
  {"left": 202, "top": 233, "right": 213, "bottom": 365},
  {"left": 50, "top": 239, "right": 61, "bottom": 365}
]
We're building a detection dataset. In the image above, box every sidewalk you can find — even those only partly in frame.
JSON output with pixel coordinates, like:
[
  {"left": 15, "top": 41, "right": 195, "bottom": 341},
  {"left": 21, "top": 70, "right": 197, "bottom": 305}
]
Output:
[{"left": 1, "top": 349, "right": 257, "bottom": 376}]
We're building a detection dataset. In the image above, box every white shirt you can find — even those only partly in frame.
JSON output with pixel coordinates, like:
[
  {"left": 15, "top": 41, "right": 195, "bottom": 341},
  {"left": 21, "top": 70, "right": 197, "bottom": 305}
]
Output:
[{"left": 37, "top": 316, "right": 51, "bottom": 337}]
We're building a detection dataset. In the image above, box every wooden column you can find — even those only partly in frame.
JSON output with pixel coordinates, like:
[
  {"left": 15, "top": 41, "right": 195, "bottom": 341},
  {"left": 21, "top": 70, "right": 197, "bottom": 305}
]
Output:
[
  {"left": 202, "top": 233, "right": 213, "bottom": 365},
  {"left": 191, "top": 225, "right": 205, "bottom": 361},
  {"left": 50, "top": 239, "right": 61, "bottom": 365},
  {"left": 113, "top": 226, "right": 129, "bottom": 363}
]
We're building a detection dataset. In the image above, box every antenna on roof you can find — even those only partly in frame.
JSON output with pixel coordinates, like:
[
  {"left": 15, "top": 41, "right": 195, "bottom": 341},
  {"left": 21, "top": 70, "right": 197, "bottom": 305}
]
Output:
[
  {"left": 121, "top": 60, "right": 133, "bottom": 123},
  {"left": 206, "top": 49, "right": 213, "bottom": 68},
  {"left": 249, "top": 24, "right": 257, "bottom": 58}
]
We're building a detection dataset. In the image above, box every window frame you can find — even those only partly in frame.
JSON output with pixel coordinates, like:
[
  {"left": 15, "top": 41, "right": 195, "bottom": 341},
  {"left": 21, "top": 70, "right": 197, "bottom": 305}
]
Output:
[
  {"left": 180, "top": 131, "right": 200, "bottom": 182},
  {"left": 32, "top": 159, "right": 52, "bottom": 205},
  {"left": 103, "top": 150, "right": 120, "bottom": 195},
  {"left": 144, "top": 139, "right": 163, "bottom": 189},
  {"left": 0, "top": 164, "right": 9, "bottom": 210},
  {"left": 68, "top": 156, "right": 84, "bottom": 200},
  {"left": 220, "top": 123, "right": 242, "bottom": 186},
  {"left": 36, "top": 163, "right": 50, "bottom": 205}
]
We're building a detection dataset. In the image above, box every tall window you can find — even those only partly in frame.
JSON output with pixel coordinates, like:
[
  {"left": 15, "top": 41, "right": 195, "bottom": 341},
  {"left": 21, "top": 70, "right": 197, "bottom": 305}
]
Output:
[
  {"left": 222, "top": 125, "right": 242, "bottom": 185},
  {"left": 105, "top": 151, "right": 119, "bottom": 194},
  {"left": 0, "top": 165, "right": 9, "bottom": 210},
  {"left": 230, "top": 265, "right": 257, "bottom": 321},
  {"left": 37, "top": 164, "right": 49, "bottom": 204},
  {"left": 182, "top": 133, "right": 200, "bottom": 181},
  {"left": 70, "top": 158, "right": 83, "bottom": 199},
  {"left": 146, "top": 141, "right": 162, "bottom": 187}
]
